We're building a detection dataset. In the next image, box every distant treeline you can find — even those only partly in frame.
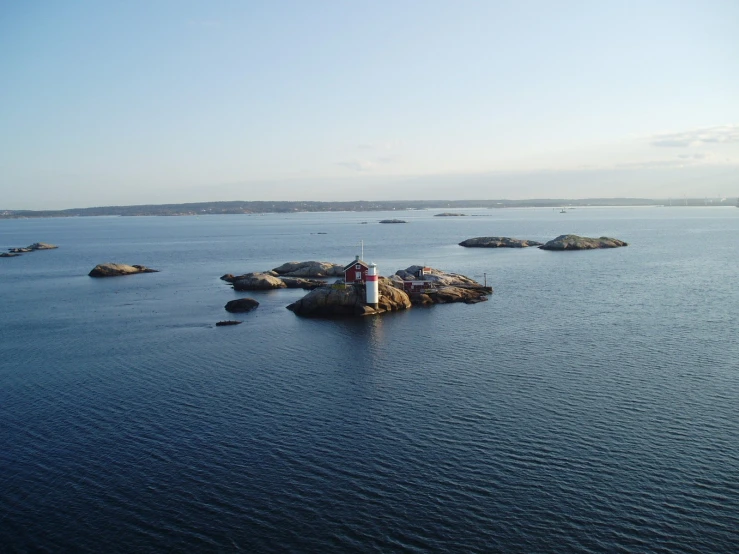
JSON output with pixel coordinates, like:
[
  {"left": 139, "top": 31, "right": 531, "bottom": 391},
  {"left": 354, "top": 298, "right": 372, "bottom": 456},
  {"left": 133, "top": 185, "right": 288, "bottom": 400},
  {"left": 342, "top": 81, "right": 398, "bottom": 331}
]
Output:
[{"left": 1, "top": 198, "right": 735, "bottom": 218}]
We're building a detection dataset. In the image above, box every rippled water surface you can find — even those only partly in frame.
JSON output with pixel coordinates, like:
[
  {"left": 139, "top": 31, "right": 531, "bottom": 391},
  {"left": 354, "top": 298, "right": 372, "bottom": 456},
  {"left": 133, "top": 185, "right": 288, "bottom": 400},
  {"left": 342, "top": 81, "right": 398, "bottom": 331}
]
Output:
[{"left": 1, "top": 208, "right": 738, "bottom": 552}]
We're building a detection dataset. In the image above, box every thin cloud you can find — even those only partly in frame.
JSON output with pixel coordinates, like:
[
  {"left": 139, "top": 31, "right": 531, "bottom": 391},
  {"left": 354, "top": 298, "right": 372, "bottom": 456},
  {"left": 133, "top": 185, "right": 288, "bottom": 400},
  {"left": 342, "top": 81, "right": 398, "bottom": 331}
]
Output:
[
  {"left": 652, "top": 125, "right": 739, "bottom": 147},
  {"left": 337, "top": 160, "right": 375, "bottom": 172},
  {"left": 616, "top": 160, "right": 688, "bottom": 169}
]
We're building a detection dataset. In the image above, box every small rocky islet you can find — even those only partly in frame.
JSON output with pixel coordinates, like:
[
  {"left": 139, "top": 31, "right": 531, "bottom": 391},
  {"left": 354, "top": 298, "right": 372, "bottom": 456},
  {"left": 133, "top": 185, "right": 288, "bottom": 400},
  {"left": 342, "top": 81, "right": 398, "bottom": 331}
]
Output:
[
  {"left": 459, "top": 234, "right": 627, "bottom": 250},
  {"left": 459, "top": 237, "right": 543, "bottom": 248},
  {"left": 88, "top": 263, "right": 160, "bottom": 277},
  {"left": 224, "top": 298, "right": 260, "bottom": 313},
  {"left": 539, "top": 234, "right": 628, "bottom": 250},
  {"left": 1, "top": 242, "right": 58, "bottom": 257}
]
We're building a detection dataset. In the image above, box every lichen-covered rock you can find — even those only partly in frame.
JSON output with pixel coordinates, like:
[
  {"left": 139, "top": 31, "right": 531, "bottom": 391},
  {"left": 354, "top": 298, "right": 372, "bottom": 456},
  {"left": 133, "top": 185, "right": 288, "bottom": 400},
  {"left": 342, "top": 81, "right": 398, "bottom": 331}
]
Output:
[
  {"left": 377, "top": 278, "right": 412, "bottom": 311},
  {"left": 389, "top": 274, "right": 407, "bottom": 289},
  {"left": 397, "top": 266, "right": 482, "bottom": 288},
  {"left": 232, "top": 272, "right": 287, "bottom": 290},
  {"left": 539, "top": 235, "right": 628, "bottom": 250},
  {"left": 459, "top": 236, "right": 542, "bottom": 248},
  {"left": 88, "top": 263, "right": 159, "bottom": 277},
  {"left": 287, "top": 281, "right": 411, "bottom": 317},
  {"left": 272, "top": 261, "right": 343, "bottom": 277},
  {"left": 432, "top": 286, "right": 489, "bottom": 304},
  {"left": 410, "top": 293, "right": 434, "bottom": 306},
  {"left": 224, "top": 298, "right": 259, "bottom": 313},
  {"left": 280, "top": 277, "right": 325, "bottom": 289},
  {"left": 7, "top": 243, "right": 58, "bottom": 254}
]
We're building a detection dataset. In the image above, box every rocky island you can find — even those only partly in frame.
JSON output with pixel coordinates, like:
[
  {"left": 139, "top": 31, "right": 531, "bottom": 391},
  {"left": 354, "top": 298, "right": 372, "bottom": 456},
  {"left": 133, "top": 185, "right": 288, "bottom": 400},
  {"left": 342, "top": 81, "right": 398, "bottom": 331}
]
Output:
[
  {"left": 88, "top": 263, "right": 160, "bottom": 277},
  {"left": 459, "top": 237, "right": 543, "bottom": 248},
  {"left": 221, "top": 260, "right": 491, "bottom": 318},
  {"left": 225, "top": 298, "right": 259, "bottom": 313},
  {"left": 286, "top": 264, "right": 491, "bottom": 317},
  {"left": 539, "top": 235, "right": 628, "bottom": 250},
  {"left": 2, "top": 242, "right": 58, "bottom": 257},
  {"left": 221, "top": 261, "right": 338, "bottom": 290}
]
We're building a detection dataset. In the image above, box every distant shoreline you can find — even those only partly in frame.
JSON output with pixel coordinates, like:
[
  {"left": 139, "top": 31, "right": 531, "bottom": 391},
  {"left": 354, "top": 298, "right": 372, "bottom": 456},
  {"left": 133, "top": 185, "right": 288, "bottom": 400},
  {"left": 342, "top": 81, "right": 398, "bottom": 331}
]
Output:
[{"left": 1, "top": 198, "right": 736, "bottom": 219}]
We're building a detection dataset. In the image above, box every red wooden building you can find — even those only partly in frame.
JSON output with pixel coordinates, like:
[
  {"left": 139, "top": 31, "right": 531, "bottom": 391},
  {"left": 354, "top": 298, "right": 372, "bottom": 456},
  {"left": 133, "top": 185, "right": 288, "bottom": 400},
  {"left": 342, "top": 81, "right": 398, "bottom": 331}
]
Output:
[
  {"left": 402, "top": 267, "right": 435, "bottom": 293},
  {"left": 343, "top": 256, "right": 369, "bottom": 284}
]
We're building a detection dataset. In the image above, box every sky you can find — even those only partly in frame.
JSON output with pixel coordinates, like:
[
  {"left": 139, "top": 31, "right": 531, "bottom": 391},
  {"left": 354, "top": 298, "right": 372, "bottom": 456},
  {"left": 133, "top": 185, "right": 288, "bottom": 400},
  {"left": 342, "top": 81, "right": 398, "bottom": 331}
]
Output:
[{"left": 1, "top": 0, "right": 738, "bottom": 209}]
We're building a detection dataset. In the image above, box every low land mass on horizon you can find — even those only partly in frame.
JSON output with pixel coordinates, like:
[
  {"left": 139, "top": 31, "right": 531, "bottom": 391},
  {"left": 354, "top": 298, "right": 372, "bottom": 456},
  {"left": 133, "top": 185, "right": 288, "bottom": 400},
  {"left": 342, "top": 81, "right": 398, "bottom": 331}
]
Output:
[{"left": 1, "top": 197, "right": 736, "bottom": 218}]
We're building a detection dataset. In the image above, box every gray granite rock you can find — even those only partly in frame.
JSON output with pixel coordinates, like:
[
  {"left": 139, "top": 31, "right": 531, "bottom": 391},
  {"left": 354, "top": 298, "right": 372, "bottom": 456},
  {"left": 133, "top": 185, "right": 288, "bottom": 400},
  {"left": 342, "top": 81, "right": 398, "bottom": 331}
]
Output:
[
  {"left": 459, "top": 236, "right": 542, "bottom": 248},
  {"left": 287, "top": 279, "right": 411, "bottom": 317},
  {"left": 224, "top": 298, "right": 259, "bottom": 313},
  {"left": 232, "top": 272, "right": 288, "bottom": 290},
  {"left": 539, "top": 235, "right": 628, "bottom": 250},
  {"left": 272, "top": 261, "right": 343, "bottom": 277},
  {"left": 89, "top": 263, "right": 159, "bottom": 277}
]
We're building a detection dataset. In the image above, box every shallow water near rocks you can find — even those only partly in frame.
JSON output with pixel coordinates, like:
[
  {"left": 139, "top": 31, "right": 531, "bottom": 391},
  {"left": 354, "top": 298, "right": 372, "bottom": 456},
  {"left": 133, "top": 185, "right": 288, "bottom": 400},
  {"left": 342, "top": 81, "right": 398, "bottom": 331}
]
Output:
[{"left": 1, "top": 207, "right": 738, "bottom": 552}]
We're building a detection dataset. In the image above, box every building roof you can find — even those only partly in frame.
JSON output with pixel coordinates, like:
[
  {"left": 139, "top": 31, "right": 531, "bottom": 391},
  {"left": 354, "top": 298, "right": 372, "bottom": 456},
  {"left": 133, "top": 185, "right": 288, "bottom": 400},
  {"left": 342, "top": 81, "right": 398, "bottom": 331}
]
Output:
[{"left": 343, "top": 257, "right": 369, "bottom": 271}]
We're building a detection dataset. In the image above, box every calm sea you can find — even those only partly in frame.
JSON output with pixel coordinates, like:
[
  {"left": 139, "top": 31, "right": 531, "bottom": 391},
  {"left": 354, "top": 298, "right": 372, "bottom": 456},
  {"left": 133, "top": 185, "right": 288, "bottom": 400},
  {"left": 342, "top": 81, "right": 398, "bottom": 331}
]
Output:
[{"left": 1, "top": 207, "right": 738, "bottom": 553}]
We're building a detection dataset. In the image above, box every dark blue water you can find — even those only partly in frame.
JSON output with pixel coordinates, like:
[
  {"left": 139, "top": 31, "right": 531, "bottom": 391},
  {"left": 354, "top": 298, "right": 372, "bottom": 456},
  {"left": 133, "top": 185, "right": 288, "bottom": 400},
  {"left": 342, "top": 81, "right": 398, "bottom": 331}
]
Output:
[{"left": 2, "top": 208, "right": 738, "bottom": 553}]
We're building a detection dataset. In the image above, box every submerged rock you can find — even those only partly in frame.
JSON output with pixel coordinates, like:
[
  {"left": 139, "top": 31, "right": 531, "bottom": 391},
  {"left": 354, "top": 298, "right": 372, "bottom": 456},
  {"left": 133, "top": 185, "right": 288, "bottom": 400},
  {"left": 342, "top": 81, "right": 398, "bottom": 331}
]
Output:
[
  {"left": 88, "top": 263, "right": 159, "bottom": 277},
  {"left": 232, "top": 272, "right": 287, "bottom": 290},
  {"left": 539, "top": 235, "right": 628, "bottom": 250},
  {"left": 272, "top": 261, "right": 343, "bottom": 277},
  {"left": 435, "top": 213, "right": 467, "bottom": 217},
  {"left": 224, "top": 298, "right": 259, "bottom": 313},
  {"left": 379, "top": 219, "right": 407, "bottom": 224},
  {"left": 216, "top": 320, "right": 243, "bottom": 326},
  {"left": 1, "top": 252, "right": 21, "bottom": 258},
  {"left": 459, "top": 236, "right": 542, "bottom": 248}
]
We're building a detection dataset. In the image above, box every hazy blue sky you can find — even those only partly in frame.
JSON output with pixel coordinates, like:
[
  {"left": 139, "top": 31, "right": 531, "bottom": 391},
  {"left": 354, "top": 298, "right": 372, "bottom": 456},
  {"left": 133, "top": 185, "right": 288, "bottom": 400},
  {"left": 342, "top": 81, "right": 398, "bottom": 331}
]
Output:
[{"left": 1, "top": 1, "right": 738, "bottom": 209}]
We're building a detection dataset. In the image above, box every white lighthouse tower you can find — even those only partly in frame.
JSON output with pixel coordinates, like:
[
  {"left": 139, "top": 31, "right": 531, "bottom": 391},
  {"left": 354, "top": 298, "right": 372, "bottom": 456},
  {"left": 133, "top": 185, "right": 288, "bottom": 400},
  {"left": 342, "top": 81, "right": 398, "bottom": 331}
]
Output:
[{"left": 366, "top": 262, "right": 379, "bottom": 308}]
